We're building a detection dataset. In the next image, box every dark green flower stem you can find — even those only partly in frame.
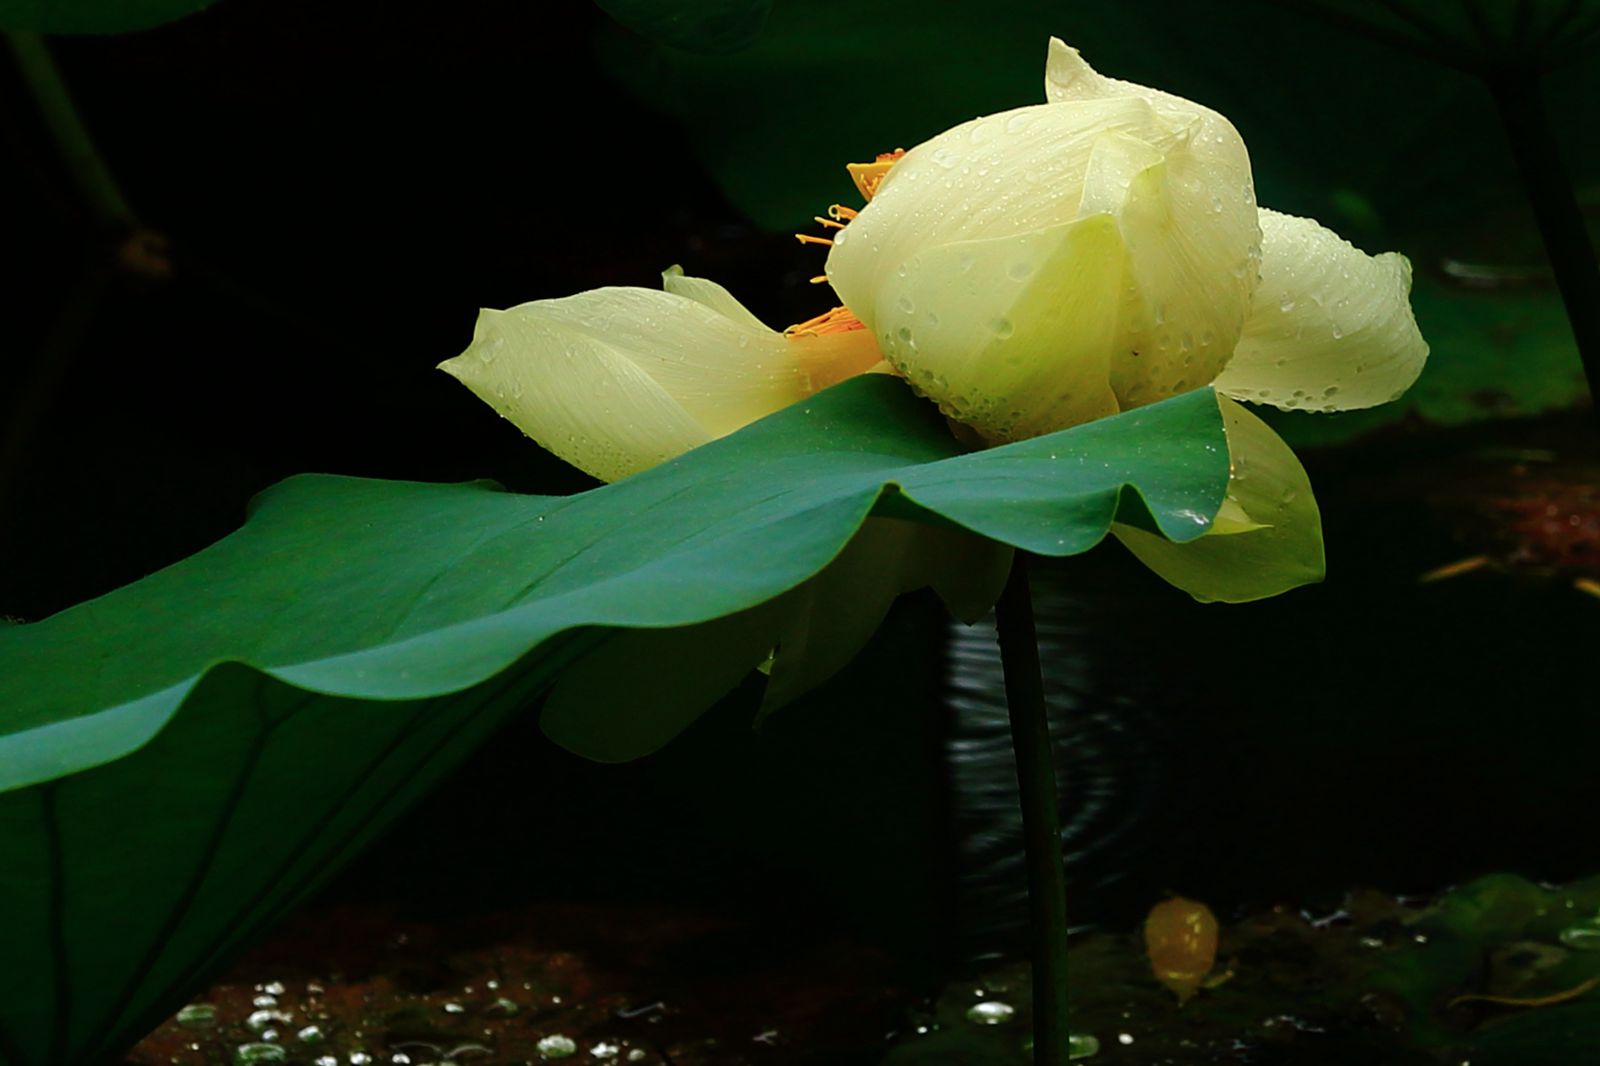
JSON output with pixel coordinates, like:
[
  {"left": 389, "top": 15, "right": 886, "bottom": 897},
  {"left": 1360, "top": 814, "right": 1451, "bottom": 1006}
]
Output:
[
  {"left": 1484, "top": 69, "right": 1600, "bottom": 419},
  {"left": 6, "top": 31, "right": 136, "bottom": 230},
  {"left": 994, "top": 552, "right": 1071, "bottom": 1066}
]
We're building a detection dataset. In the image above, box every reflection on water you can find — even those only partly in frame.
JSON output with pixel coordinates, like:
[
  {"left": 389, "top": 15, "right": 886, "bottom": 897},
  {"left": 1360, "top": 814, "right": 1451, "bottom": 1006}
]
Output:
[{"left": 944, "top": 570, "right": 1167, "bottom": 959}]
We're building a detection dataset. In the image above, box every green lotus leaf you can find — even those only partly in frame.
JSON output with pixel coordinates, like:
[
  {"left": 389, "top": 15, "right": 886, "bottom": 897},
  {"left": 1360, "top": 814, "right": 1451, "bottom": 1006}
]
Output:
[{"left": 0, "top": 376, "right": 1229, "bottom": 1065}]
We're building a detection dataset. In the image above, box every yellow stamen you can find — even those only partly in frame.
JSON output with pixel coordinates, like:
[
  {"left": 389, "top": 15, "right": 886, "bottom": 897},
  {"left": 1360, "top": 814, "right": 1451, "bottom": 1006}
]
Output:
[
  {"left": 808, "top": 274, "right": 829, "bottom": 285},
  {"left": 795, "top": 234, "right": 834, "bottom": 247},
  {"left": 1575, "top": 577, "right": 1600, "bottom": 600},
  {"left": 813, "top": 216, "right": 846, "bottom": 230},
  {"left": 786, "top": 305, "right": 866, "bottom": 336},
  {"left": 828, "top": 204, "right": 859, "bottom": 222}
]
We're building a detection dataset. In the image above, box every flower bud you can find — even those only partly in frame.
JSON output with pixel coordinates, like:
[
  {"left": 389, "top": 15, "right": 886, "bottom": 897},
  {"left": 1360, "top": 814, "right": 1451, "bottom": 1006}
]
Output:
[{"left": 826, "top": 39, "right": 1260, "bottom": 442}]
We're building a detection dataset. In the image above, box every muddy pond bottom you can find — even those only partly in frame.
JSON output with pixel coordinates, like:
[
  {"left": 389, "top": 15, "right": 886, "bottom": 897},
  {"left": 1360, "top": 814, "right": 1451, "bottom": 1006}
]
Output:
[{"left": 131, "top": 874, "right": 1600, "bottom": 1066}]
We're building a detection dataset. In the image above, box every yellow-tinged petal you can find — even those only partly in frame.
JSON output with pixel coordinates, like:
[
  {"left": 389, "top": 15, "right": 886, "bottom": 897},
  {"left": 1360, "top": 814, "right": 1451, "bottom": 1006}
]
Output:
[
  {"left": 440, "top": 275, "right": 882, "bottom": 483},
  {"left": 827, "top": 95, "right": 1188, "bottom": 310},
  {"left": 788, "top": 328, "right": 889, "bottom": 391},
  {"left": 1113, "top": 395, "right": 1323, "bottom": 603},
  {"left": 763, "top": 518, "right": 1012, "bottom": 711},
  {"left": 661, "top": 265, "right": 770, "bottom": 331},
  {"left": 440, "top": 300, "right": 712, "bottom": 483},
  {"left": 1213, "top": 209, "right": 1429, "bottom": 412},
  {"left": 866, "top": 214, "right": 1127, "bottom": 442},
  {"left": 1044, "top": 37, "right": 1260, "bottom": 409}
]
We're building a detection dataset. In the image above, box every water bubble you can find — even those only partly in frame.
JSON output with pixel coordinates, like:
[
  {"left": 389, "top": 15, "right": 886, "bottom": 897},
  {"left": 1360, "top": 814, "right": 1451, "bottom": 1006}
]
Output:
[
  {"left": 350, "top": 1053, "right": 374, "bottom": 1066},
  {"left": 990, "top": 317, "right": 1014, "bottom": 340},
  {"left": 537, "top": 1035, "right": 578, "bottom": 1059},
  {"left": 1069, "top": 1033, "right": 1101, "bottom": 1059},
  {"left": 1007, "top": 261, "right": 1034, "bottom": 280},
  {"left": 1560, "top": 915, "right": 1600, "bottom": 950},
  {"left": 252, "top": 995, "right": 279, "bottom": 1009},
  {"left": 442, "top": 1002, "right": 466, "bottom": 1015},
  {"left": 1279, "top": 297, "right": 1296, "bottom": 313},
  {"left": 896, "top": 295, "right": 914, "bottom": 314},
  {"left": 234, "top": 1045, "right": 287, "bottom": 1065},
  {"left": 965, "top": 1001, "right": 1015, "bottom": 1025},
  {"left": 315, "top": 1058, "right": 339, "bottom": 1066},
  {"left": 260, "top": 982, "right": 285, "bottom": 996},
  {"left": 247, "top": 1010, "right": 293, "bottom": 1032},
  {"left": 590, "top": 1043, "right": 620, "bottom": 1058},
  {"left": 177, "top": 1004, "right": 217, "bottom": 1028},
  {"left": 297, "top": 1026, "right": 325, "bottom": 1044}
]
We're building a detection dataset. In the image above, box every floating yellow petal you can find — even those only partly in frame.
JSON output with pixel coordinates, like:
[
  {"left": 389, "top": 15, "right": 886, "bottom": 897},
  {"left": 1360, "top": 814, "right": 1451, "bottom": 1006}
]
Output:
[{"left": 1144, "top": 896, "right": 1220, "bottom": 1005}]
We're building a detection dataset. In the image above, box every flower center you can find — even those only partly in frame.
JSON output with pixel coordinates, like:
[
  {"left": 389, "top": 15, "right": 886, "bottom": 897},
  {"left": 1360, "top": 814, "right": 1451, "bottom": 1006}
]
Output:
[
  {"left": 847, "top": 148, "right": 906, "bottom": 200},
  {"left": 784, "top": 149, "right": 907, "bottom": 334},
  {"left": 786, "top": 305, "right": 867, "bottom": 337}
]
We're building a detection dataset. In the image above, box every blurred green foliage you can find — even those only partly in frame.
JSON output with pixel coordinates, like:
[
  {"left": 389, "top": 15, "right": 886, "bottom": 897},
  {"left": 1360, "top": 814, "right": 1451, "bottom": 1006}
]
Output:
[{"left": 596, "top": 0, "right": 771, "bottom": 54}]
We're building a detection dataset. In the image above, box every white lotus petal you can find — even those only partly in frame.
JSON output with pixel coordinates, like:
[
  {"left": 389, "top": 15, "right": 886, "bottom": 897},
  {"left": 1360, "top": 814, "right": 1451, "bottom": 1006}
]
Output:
[
  {"left": 864, "top": 213, "right": 1127, "bottom": 441},
  {"left": 1113, "top": 395, "right": 1323, "bottom": 603},
  {"left": 1044, "top": 40, "right": 1261, "bottom": 408},
  {"left": 1214, "top": 209, "right": 1429, "bottom": 412},
  {"left": 763, "top": 519, "right": 1010, "bottom": 711},
  {"left": 440, "top": 303, "right": 709, "bottom": 483},
  {"left": 440, "top": 284, "right": 809, "bottom": 482},
  {"left": 827, "top": 95, "right": 1187, "bottom": 315},
  {"left": 662, "top": 265, "right": 770, "bottom": 331}
]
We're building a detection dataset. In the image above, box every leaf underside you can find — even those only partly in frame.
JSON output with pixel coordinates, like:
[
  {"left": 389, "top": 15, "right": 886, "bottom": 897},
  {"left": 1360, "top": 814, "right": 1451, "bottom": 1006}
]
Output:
[{"left": 0, "top": 376, "right": 1228, "bottom": 1065}]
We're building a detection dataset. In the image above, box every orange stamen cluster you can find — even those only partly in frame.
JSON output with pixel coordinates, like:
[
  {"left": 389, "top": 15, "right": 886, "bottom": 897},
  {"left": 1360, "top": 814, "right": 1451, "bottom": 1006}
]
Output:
[
  {"left": 786, "top": 305, "right": 866, "bottom": 336},
  {"left": 786, "top": 148, "right": 905, "bottom": 314}
]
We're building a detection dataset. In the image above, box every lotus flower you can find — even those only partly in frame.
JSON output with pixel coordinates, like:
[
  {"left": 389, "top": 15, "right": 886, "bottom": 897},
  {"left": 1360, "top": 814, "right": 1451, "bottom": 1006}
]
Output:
[{"left": 442, "top": 38, "right": 1429, "bottom": 603}]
